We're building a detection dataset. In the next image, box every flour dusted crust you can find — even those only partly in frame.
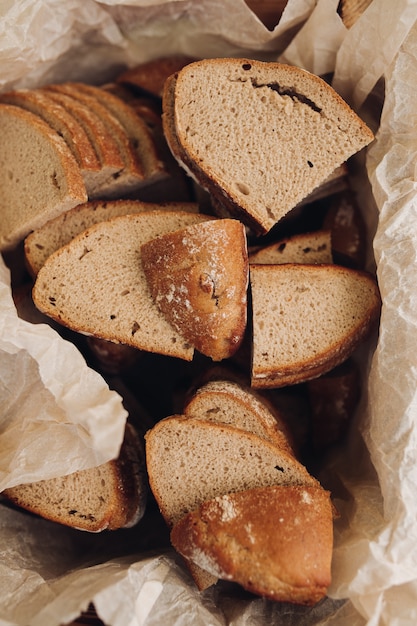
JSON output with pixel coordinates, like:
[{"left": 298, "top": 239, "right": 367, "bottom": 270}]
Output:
[
  {"left": 171, "top": 485, "right": 333, "bottom": 605},
  {"left": 141, "top": 218, "right": 249, "bottom": 361}
]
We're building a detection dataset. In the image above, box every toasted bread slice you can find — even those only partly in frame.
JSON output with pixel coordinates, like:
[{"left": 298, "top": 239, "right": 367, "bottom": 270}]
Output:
[
  {"left": 141, "top": 218, "right": 249, "bottom": 361},
  {"left": 0, "top": 104, "right": 87, "bottom": 251},
  {"left": 250, "top": 263, "right": 381, "bottom": 388},
  {"left": 171, "top": 485, "right": 333, "bottom": 605},
  {"left": 32, "top": 211, "right": 213, "bottom": 360}
]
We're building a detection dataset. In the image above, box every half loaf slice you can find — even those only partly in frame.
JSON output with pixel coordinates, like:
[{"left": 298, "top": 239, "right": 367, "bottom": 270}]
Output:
[
  {"left": 24, "top": 199, "right": 198, "bottom": 276},
  {"left": 2, "top": 424, "right": 147, "bottom": 532},
  {"left": 141, "top": 218, "right": 249, "bottom": 361},
  {"left": 171, "top": 485, "right": 333, "bottom": 605},
  {"left": 0, "top": 104, "right": 87, "bottom": 251},
  {"left": 164, "top": 58, "right": 374, "bottom": 234},
  {"left": 32, "top": 211, "right": 213, "bottom": 361},
  {"left": 250, "top": 263, "right": 381, "bottom": 388}
]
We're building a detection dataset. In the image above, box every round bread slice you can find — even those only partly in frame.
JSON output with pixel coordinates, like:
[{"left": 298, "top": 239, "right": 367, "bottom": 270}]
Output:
[
  {"left": 250, "top": 263, "right": 381, "bottom": 388},
  {"left": 140, "top": 218, "right": 249, "bottom": 361},
  {"left": 166, "top": 58, "right": 374, "bottom": 234},
  {"left": 170, "top": 485, "right": 333, "bottom": 605},
  {"left": 32, "top": 211, "right": 213, "bottom": 361},
  {"left": 0, "top": 104, "right": 87, "bottom": 251}
]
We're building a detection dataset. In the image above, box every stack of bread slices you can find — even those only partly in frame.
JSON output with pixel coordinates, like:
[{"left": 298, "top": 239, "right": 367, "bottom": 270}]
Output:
[{"left": 0, "top": 57, "right": 381, "bottom": 606}]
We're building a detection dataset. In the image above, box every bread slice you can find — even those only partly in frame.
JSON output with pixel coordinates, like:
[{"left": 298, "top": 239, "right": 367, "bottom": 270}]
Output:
[
  {"left": 163, "top": 58, "right": 374, "bottom": 234},
  {"left": 116, "top": 56, "right": 195, "bottom": 98},
  {"left": 249, "top": 230, "right": 332, "bottom": 265},
  {"left": 32, "top": 211, "right": 213, "bottom": 360},
  {"left": 2, "top": 424, "right": 147, "bottom": 532},
  {"left": 0, "top": 104, "right": 87, "bottom": 251},
  {"left": 24, "top": 199, "right": 198, "bottom": 276},
  {"left": 183, "top": 379, "right": 293, "bottom": 453},
  {"left": 170, "top": 485, "right": 333, "bottom": 605},
  {"left": 250, "top": 263, "right": 381, "bottom": 388},
  {"left": 140, "top": 218, "right": 248, "bottom": 361}
]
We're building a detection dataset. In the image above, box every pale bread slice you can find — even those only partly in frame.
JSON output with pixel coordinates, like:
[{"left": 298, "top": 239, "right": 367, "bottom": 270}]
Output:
[
  {"left": 0, "top": 104, "right": 87, "bottom": 251},
  {"left": 164, "top": 58, "right": 374, "bottom": 234},
  {"left": 250, "top": 263, "right": 381, "bottom": 388},
  {"left": 32, "top": 211, "right": 213, "bottom": 360},
  {"left": 2, "top": 424, "right": 147, "bottom": 532},
  {"left": 184, "top": 379, "right": 293, "bottom": 453},
  {"left": 24, "top": 199, "right": 198, "bottom": 276},
  {"left": 248, "top": 230, "right": 332, "bottom": 265},
  {"left": 140, "top": 218, "right": 249, "bottom": 361},
  {"left": 171, "top": 485, "right": 333, "bottom": 605}
]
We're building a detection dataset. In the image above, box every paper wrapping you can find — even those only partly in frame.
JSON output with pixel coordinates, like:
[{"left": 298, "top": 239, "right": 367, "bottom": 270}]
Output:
[{"left": 1, "top": 0, "right": 417, "bottom": 624}]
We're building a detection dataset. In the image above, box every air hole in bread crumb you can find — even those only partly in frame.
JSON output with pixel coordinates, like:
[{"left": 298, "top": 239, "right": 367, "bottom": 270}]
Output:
[
  {"left": 110, "top": 314, "right": 116, "bottom": 320},
  {"left": 121, "top": 289, "right": 130, "bottom": 296},
  {"left": 235, "top": 181, "right": 250, "bottom": 195},
  {"left": 51, "top": 171, "right": 60, "bottom": 189},
  {"left": 35, "top": 243, "right": 44, "bottom": 250},
  {"left": 275, "top": 465, "right": 285, "bottom": 472},
  {"left": 277, "top": 243, "right": 286, "bottom": 253},
  {"left": 242, "top": 63, "right": 252, "bottom": 70},
  {"left": 131, "top": 321, "right": 140, "bottom": 335},
  {"left": 307, "top": 160, "right": 314, "bottom": 168}
]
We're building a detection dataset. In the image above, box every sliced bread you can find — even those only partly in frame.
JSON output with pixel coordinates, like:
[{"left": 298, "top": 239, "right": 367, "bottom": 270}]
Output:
[
  {"left": 2, "top": 424, "right": 147, "bottom": 532},
  {"left": 32, "top": 211, "right": 213, "bottom": 360},
  {"left": 249, "top": 263, "right": 381, "bottom": 388},
  {"left": 248, "top": 230, "right": 333, "bottom": 265},
  {"left": 183, "top": 379, "right": 293, "bottom": 453},
  {"left": 170, "top": 485, "right": 333, "bottom": 605},
  {"left": 163, "top": 58, "right": 374, "bottom": 234},
  {"left": 116, "top": 56, "right": 195, "bottom": 98},
  {"left": 24, "top": 199, "right": 198, "bottom": 276},
  {"left": 140, "top": 218, "right": 249, "bottom": 361},
  {"left": 0, "top": 104, "right": 87, "bottom": 251}
]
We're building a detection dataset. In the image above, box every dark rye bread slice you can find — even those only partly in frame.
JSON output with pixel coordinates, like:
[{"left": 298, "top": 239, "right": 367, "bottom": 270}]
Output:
[
  {"left": 32, "top": 211, "right": 214, "bottom": 361},
  {"left": 0, "top": 104, "right": 87, "bottom": 251},
  {"left": 170, "top": 485, "right": 333, "bottom": 605},
  {"left": 249, "top": 263, "right": 381, "bottom": 388},
  {"left": 164, "top": 58, "right": 374, "bottom": 234},
  {"left": 140, "top": 218, "right": 249, "bottom": 361},
  {"left": 24, "top": 199, "right": 199, "bottom": 276},
  {"left": 248, "top": 230, "right": 333, "bottom": 265},
  {"left": 2, "top": 424, "right": 147, "bottom": 532}
]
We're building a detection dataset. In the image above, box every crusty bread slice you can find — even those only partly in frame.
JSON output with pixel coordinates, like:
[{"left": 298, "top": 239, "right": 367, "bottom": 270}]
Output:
[
  {"left": 0, "top": 104, "right": 87, "bottom": 251},
  {"left": 32, "top": 211, "right": 213, "bottom": 360},
  {"left": 170, "top": 485, "right": 333, "bottom": 605},
  {"left": 183, "top": 379, "right": 293, "bottom": 453},
  {"left": 250, "top": 263, "right": 381, "bottom": 388},
  {"left": 24, "top": 199, "right": 198, "bottom": 276},
  {"left": 116, "top": 56, "right": 195, "bottom": 98},
  {"left": 2, "top": 424, "right": 147, "bottom": 532},
  {"left": 140, "top": 218, "right": 248, "bottom": 361},
  {"left": 164, "top": 58, "right": 374, "bottom": 234},
  {"left": 249, "top": 230, "right": 332, "bottom": 265}
]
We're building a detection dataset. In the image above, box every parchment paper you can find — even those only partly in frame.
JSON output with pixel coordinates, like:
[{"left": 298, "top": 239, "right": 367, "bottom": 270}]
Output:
[{"left": 1, "top": 1, "right": 417, "bottom": 624}]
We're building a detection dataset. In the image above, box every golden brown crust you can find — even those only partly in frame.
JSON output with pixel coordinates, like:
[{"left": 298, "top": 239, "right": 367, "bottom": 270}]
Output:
[{"left": 171, "top": 485, "right": 333, "bottom": 605}]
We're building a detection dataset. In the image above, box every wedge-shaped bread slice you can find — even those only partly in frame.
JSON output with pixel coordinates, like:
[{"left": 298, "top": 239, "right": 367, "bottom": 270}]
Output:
[
  {"left": 250, "top": 263, "right": 381, "bottom": 388},
  {"left": 184, "top": 379, "right": 293, "bottom": 453},
  {"left": 24, "top": 199, "right": 198, "bottom": 276},
  {"left": 171, "top": 485, "right": 333, "bottom": 605},
  {"left": 141, "top": 218, "right": 249, "bottom": 361},
  {"left": 164, "top": 58, "right": 374, "bottom": 234},
  {"left": 32, "top": 211, "right": 213, "bottom": 361},
  {"left": 2, "top": 424, "right": 147, "bottom": 532},
  {"left": 249, "top": 230, "right": 332, "bottom": 265},
  {"left": 0, "top": 104, "right": 87, "bottom": 251}
]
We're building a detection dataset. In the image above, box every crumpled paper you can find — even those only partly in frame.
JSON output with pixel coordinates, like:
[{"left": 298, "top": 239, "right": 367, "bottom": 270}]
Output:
[{"left": 1, "top": 0, "right": 417, "bottom": 625}]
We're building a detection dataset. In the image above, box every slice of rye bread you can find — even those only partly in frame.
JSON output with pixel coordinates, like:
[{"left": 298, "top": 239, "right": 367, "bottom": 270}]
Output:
[
  {"left": 116, "top": 55, "right": 195, "bottom": 98},
  {"left": 183, "top": 379, "right": 294, "bottom": 453},
  {"left": 140, "top": 218, "right": 249, "bottom": 361},
  {"left": 2, "top": 424, "right": 147, "bottom": 532},
  {"left": 0, "top": 88, "right": 101, "bottom": 177},
  {"left": 170, "top": 485, "right": 333, "bottom": 605},
  {"left": 145, "top": 416, "right": 320, "bottom": 589},
  {"left": 163, "top": 58, "right": 374, "bottom": 234},
  {"left": 24, "top": 199, "right": 199, "bottom": 277},
  {"left": 38, "top": 88, "right": 125, "bottom": 195},
  {"left": 248, "top": 230, "right": 333, "bottom": 265},
  {"left": 46, "top": 83, "right": 147, "bottom": 198},
  {"left": 63, "top": 82, "right": 166, "bottom": 181},
  {"left": 32, "top": 211, "right": 215, "bottom": 361},
  {"left": 0, "top": 104, "right": 87, "bottom": 251},
  {"left": 249, "top": 263, "right": 381, "bottom": 388}
]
